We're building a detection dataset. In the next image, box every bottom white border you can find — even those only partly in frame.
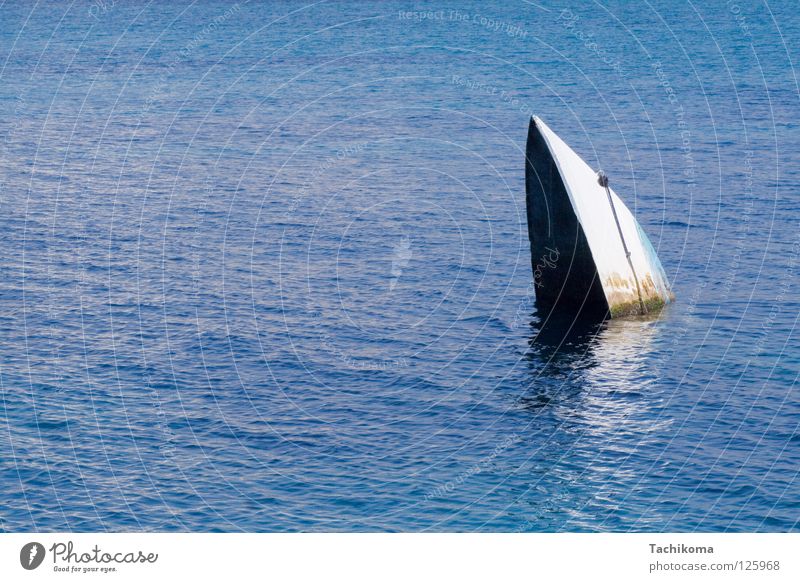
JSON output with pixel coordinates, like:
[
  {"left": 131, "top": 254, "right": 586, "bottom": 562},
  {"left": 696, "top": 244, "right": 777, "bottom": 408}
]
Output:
[{"left": 1, "top": 533, "right": 797, "bottom": 581}]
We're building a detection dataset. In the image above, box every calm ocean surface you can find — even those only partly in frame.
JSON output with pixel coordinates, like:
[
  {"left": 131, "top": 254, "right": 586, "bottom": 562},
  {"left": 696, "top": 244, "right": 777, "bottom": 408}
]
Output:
[{"left": 1, "top": 1, "right": 798, "bottom": 532}]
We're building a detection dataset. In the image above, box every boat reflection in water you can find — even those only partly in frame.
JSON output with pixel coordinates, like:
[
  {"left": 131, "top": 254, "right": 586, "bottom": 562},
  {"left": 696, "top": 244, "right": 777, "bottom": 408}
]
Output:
[
  {"left": 526, "top": 308, "right": 663, "bottom": 393},
  {"left": 513, "top": 308, "right": 673, "bottom": 530}
]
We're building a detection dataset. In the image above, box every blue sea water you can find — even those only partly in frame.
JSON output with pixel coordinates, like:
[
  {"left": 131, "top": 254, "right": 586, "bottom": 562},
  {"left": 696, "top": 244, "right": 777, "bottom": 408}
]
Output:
[{"left": 0, "top": 0, "right": 798, "bottom": 532}]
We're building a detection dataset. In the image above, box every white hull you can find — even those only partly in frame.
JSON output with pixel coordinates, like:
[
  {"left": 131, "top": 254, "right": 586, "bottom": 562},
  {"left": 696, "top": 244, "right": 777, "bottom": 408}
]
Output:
[{"left": 526, "top": 116, "right": 673, "bottom": 317}]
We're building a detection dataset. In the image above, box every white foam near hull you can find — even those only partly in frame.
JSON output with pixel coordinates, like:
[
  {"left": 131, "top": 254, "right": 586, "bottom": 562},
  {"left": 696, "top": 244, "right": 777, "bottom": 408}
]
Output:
[{"left": 529, "top": 116, "right": 673, "bottom": 317}]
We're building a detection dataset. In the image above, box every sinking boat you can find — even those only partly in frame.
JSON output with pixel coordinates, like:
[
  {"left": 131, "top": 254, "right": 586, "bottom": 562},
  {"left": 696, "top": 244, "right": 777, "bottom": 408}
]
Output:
[{"left": 525, "top": 116, "right": 673, "bottom": 319}]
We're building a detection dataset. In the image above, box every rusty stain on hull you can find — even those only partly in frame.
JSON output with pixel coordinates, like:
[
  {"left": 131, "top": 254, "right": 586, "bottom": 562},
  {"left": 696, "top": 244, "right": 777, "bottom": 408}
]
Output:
[{"left": 604, "top": 273, "right": 674, "bottom": 317}]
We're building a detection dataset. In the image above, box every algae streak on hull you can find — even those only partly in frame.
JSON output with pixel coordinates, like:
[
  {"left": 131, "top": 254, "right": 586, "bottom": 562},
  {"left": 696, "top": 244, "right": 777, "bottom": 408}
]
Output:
[{"left": 525, "top": 116, "right": 673, "bottom": 319}]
